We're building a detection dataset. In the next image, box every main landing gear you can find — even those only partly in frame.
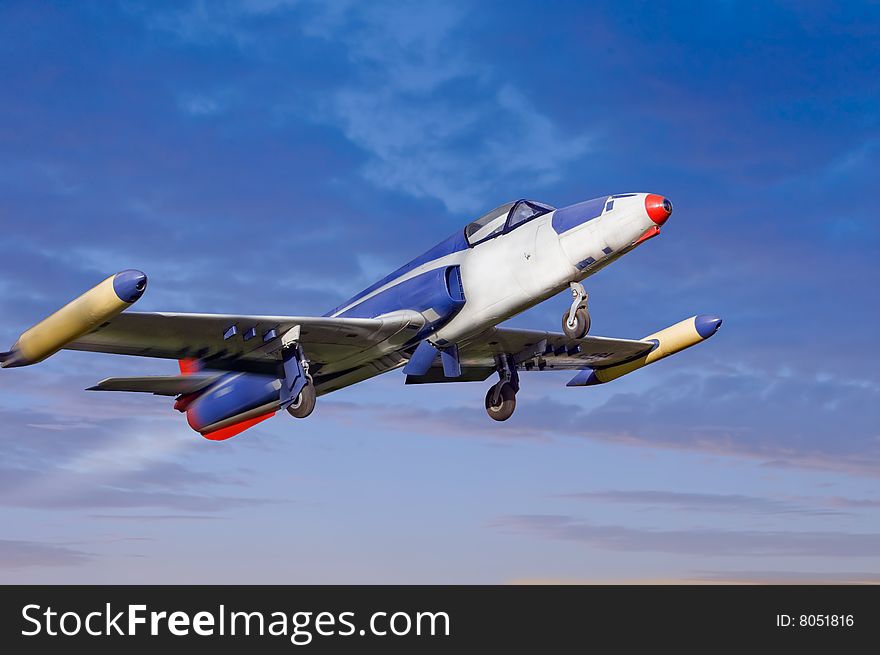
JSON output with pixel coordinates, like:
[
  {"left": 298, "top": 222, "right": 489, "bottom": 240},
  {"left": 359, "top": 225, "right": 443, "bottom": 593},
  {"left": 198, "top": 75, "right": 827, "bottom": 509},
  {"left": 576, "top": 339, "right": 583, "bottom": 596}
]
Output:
[
  {"left": 485, "top": 354, "right": 519, "bottom": 422},
  {"left": 483, "top": 284, "right": 592, "bottom": 421},
  {"left": 281, "top": 327, "right": 317, "bottom": 419},
  {"left": 287, "top": 377, "right": 316, "bottom": 418},
  {"left": 562, "top": 281, "right": 591, "bottom": 339}
]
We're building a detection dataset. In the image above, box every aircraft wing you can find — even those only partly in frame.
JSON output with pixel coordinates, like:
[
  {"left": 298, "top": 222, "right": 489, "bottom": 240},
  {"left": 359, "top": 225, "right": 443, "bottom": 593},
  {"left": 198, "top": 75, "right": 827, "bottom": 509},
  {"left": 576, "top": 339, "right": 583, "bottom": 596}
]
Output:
[
  {"left": 65, "top": 310, "right": 423, "bottom": 375},
  {"left": 458, "top": 325, "right": 654, "bottom": 370},
  {"left": 406, "top": 325, "right": 654, "bottom": 384}
]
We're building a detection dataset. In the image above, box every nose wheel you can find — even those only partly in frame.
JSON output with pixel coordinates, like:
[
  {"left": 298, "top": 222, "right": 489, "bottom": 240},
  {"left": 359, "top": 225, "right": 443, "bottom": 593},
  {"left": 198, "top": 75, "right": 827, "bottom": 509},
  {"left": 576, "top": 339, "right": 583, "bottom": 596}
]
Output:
[{"left": 562, "top": 282, "right": 590, "bottom": 339}]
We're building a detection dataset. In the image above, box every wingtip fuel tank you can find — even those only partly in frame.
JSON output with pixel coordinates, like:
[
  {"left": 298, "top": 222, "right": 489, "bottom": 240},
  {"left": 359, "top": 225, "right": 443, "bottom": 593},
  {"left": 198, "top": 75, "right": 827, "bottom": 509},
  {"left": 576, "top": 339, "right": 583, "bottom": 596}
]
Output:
[
  {"left": 567, "top": 314, "right": 722, "bottom": 386},
  {"left": 0, "top": 270, "right": 147, "bottom": 368}
]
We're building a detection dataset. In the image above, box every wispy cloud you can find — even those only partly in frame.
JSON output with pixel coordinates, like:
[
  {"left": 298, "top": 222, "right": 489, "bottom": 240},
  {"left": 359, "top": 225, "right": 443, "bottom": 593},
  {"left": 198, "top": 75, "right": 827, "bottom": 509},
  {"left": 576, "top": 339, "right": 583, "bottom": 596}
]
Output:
[
  {"left": 688, "top": 570, "right": 880, "bottom": 584},
  {"left": 0, "top": 395, "right": 274, "bottom": 515},
  {"left": 178, "top": 92, "right": 224, "bottom": 117},
  {"left": 510, "top": 571, "right": 880, "bottom": 585},
  {"left": 0, "top": 466, "right": 272, "bottom": 512},
  {"left": 0, "top": 540, "right": 91, "bottom": 569},
  {"left": 87, "top": 514, "right": 224, "bottom": 521},
  {"left": 317, "top": 2, "right": 591, "bottom": 212},
  {"left": 493, "top": 514, "right": 880, "bottom": 557},
  {"left": 558, "top": 490, "right": 851, "bottom": 517},
  {"left": 138, "top": 0, "right": 303, "bottom": 48},
  {"left": 825, "top": 497, "right": 880, "bottom": 509},
  {"left": 318, "top": 364, "right": 880, "bottom": 477}
]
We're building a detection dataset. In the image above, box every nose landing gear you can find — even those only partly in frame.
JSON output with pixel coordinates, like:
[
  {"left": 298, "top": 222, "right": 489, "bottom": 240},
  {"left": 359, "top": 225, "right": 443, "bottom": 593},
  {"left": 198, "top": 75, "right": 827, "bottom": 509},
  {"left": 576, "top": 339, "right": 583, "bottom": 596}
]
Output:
[
  {"left": 485, "top": 354, "right": 519, "bottom": 422},
  {"left": 562, "top": 281, "right": 590, "bottom": 339}
]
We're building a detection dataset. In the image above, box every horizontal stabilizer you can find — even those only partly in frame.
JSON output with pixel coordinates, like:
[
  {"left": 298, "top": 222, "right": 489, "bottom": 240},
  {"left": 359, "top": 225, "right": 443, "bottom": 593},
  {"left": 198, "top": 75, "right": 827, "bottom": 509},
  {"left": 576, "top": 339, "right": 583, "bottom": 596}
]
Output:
[{"left": 87, "top": 373, "right": 222, "bottom": 396}]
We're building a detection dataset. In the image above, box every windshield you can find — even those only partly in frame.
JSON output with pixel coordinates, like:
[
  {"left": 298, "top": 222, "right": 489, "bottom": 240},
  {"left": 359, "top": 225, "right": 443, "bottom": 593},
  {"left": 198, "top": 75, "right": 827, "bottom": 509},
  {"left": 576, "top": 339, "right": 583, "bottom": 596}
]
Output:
[
  {"left": 465, "top": 199, "right": 555, "bottom": 246},
  {"left": 506, "top": 200, "right": 555, "bottom": 230},
  {"left": 465, "top": 202, "right": 515, "bottom": 245}
]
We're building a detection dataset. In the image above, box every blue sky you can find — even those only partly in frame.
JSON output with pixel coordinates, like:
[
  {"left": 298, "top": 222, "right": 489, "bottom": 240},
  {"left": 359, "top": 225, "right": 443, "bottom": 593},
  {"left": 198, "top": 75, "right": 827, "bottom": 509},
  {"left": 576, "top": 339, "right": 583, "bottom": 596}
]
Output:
[{"left": 1, "top": 0, "right": 879, "bottom": 583}]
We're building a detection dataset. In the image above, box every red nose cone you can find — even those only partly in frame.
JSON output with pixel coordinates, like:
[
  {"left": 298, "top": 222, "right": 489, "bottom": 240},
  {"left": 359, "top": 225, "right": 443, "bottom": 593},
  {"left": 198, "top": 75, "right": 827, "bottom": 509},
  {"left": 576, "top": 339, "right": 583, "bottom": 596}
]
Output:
[{"left": 645, "top": 194, "right": 673, "bottom": 225}]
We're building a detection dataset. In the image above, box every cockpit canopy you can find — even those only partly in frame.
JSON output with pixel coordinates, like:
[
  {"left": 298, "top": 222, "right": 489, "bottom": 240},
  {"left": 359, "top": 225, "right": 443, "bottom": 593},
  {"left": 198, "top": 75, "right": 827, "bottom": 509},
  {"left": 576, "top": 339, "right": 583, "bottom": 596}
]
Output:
[{"left": 464, "top": 199, "right": 555, "bottom": 246}]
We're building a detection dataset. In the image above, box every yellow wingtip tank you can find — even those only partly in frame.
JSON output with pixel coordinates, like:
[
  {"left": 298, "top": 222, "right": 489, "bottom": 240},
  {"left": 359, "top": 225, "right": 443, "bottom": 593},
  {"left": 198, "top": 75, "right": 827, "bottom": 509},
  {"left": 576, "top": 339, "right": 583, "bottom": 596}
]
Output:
[
  {"left": 0, "top": 270, "right": 147, "bottom": 368},
  {"left": 567, "top": 314, "right": 722, "bottom": 386}
]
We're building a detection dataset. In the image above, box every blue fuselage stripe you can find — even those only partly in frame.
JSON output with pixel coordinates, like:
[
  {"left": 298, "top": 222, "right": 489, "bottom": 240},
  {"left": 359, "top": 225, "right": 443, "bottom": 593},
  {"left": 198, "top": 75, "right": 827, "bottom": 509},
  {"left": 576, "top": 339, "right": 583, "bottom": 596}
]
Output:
[{"left": 324, "top": 230, "right": 469, "bottom": 318}]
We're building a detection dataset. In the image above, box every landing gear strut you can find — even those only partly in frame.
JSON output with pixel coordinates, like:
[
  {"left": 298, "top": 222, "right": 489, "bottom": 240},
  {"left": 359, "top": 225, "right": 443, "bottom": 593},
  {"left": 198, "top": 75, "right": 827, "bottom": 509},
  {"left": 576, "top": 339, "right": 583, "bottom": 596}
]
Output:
[
  {"left": 281, "top": 327, "right": 317, "bottom": 419},
  {"left": 562, "top": 281, "right": 590, "bottom": 339},
  {"left": 485, "top": 354, "right": 519, "bottom": 422}
]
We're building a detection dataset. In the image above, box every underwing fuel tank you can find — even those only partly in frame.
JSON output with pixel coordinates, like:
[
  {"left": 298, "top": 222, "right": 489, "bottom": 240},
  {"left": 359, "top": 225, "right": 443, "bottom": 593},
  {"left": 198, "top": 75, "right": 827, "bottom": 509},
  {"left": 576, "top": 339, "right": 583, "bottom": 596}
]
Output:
[
  {"left": 0, "top": 270, "right": 147, "bottom": 368},
  {"left": 567, "top": 314, "right": 722, "bottom": 386}
]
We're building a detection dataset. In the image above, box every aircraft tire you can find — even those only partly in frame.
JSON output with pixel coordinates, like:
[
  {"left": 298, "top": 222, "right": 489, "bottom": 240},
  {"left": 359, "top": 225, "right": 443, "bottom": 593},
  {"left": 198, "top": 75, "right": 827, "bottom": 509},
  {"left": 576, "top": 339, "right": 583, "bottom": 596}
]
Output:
[
  {"left": 287, "top": 379, "right": 316, "bottom": 419},
  {"left": 562, "top": 308, "right": 591, "bottom": 339},
  {"left": 485, "top": 382, "right": 516, "bottom": 421}
]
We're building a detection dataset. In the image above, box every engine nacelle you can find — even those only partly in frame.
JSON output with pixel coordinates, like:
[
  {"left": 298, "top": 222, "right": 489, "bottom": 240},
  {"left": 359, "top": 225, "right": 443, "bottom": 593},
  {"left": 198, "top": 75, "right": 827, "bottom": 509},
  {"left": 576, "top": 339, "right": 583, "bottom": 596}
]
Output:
[
  {"left": 185, "top": 373, "right": 281, "bottom": 439},
  {"left": 342, "top": 265, "right": 465, "bottom": 333}
]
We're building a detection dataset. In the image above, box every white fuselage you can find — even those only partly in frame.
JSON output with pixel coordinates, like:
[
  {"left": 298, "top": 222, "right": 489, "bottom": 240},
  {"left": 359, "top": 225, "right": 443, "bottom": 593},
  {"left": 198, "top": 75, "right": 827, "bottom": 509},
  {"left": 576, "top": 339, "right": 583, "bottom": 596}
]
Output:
[
  {"left": 434, "top": 193, "right": 656, "bottom": 345},
  {"left": 322, "top": 193, "right": 661, "bottom": 383}
]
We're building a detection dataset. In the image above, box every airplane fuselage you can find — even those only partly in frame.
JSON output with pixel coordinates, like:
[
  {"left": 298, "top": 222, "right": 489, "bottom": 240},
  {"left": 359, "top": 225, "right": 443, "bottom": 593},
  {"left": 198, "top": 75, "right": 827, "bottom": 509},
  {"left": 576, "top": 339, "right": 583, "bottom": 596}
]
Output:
[{"left": 329, "top": 192, "right": 665, "bottom": 355}]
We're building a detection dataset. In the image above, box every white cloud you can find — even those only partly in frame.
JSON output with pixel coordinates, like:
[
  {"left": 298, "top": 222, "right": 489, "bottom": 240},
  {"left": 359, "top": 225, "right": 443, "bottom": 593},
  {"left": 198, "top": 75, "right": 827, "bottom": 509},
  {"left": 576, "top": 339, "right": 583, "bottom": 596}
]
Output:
[
  {"left": 178, "top": 93, "right": 222, "bottom": 116},
  {"left": 135, "top": 1, "right": 592, "bottom": 213},
  {"left": 316, "top": 2, "right": 591, "bottom": 213}
]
